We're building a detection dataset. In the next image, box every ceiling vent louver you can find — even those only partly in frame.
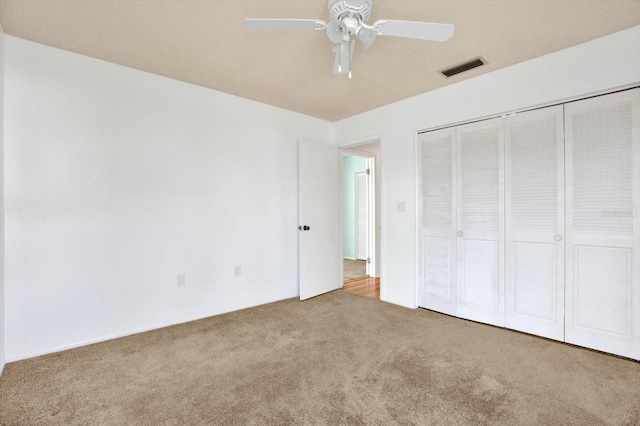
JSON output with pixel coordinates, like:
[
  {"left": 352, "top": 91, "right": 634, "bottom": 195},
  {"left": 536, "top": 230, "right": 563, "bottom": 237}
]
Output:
[{"left": 440, "top": 57, "right": 486, "bottom": 78}]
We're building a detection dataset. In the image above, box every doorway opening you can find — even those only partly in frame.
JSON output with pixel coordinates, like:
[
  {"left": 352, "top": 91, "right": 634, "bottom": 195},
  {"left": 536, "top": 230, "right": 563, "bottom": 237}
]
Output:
[{"left": 340, "top": 141, "right": 380, "bottom": 299}]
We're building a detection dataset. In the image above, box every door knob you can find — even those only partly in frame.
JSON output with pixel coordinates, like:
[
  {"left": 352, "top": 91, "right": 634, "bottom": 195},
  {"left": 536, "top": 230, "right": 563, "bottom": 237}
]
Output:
[
  {"left": 304, "top": 225, "right": 311, "bottom": 231},
  {"left": 457, "top": 231, "right": 464, "bottom": 237},
  {"left": 554, "top": 234, "right": 563, "bottom": 242}
]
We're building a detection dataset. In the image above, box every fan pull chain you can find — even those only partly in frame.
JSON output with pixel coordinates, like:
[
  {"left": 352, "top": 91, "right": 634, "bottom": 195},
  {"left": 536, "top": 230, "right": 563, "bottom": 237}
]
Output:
[{"left": 348, "top": 39, "right": 353, "bottom": 79}]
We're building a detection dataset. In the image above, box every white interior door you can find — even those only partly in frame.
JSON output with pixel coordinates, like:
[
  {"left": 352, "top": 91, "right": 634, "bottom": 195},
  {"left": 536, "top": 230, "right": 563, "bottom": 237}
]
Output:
[
  {"left": 366, "top": 158, "right": 376, "bottom": 277},
  {"left": 355, "top": 172, "right": 368, "bottom": 261},
  {"left": 456, "top": 117, "right": 505, "bottom": 326},
  {"left": 299, "top": 139, "right": 341, "bottom": 300},
  {"left": 565, "top": 89, "right": 640, "bottom": 359},
  {"left": 418, "top": 127, "right": 457, "bottom": 315},
  {"left": 505, "top": 105, "right": 565, "bottom": 341}
]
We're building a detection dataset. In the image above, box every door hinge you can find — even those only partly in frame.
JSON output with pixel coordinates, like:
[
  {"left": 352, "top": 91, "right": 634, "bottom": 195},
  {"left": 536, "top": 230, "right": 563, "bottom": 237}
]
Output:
[
  {"left": 366, "top": 168, "right": 371, "bottom": 175},
  {"left": 367, "top": 258, "right": 371, "bottom": 264}
]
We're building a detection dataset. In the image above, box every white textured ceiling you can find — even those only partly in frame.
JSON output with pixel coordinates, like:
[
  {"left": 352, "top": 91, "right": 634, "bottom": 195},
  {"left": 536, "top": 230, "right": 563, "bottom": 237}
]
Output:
[{"left": 1, "top": 1, "right": 639, "bottom": 121}]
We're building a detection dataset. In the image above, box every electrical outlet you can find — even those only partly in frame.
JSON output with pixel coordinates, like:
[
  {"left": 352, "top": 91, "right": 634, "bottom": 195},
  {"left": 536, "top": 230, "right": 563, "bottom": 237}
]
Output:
[
  {"left": 397, "top": 201, "right": 405, "bottom": 212},
  {"left": 234, "top": 265, "right": 241, "bottom": 278},
  {"left": 177, "top": 273, "right": 186, "bottom": 287}
]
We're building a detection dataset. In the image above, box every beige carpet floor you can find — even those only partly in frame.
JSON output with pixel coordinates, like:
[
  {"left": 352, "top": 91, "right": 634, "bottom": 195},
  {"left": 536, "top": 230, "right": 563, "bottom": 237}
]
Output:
[
  {"left": 1, "top": 291, "right": 639, "bottom": 425},
  {"left": 344, "top": 259, "right": 367, "bottom": 280}
]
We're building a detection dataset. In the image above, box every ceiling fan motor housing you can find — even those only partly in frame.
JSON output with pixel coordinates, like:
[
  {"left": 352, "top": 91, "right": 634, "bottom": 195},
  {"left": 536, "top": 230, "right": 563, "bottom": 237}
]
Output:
[{"left": 329, "top": 0, "right": 372, "bottom": 23}]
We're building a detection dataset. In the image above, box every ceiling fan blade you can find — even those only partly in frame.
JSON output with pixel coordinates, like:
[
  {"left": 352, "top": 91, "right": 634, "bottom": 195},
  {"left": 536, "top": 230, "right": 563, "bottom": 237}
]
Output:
[
  {"left": 333, "top": 41, "right": 355, "bottom": 75},
  {"left": 375, "top": 20, "right": 454, "bottom": 42},
  {"left": 245, "top": 19, "right": 326, "bottom": 30}
]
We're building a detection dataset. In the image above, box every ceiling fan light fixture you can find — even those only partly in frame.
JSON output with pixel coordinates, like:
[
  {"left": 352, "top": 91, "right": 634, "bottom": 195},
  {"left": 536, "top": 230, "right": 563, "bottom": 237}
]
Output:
[
  {"left": 326, "top": 20, "right": 345, "bottom": 43},
  {"left": 356, "top": 26, "right": 377, "bottom": 49}
]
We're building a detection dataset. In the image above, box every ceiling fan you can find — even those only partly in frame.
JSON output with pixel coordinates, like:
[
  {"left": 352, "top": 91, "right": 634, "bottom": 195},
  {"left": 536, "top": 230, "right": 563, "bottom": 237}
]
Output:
[{"left": 245, "top": 0, "right": 454, "bottom": 78}]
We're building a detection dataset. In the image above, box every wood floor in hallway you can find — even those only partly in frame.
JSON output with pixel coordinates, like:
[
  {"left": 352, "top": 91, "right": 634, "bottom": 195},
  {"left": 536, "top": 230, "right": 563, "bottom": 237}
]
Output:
[{"left": 341, "top": 276, "right": 380, "bottom": 299}]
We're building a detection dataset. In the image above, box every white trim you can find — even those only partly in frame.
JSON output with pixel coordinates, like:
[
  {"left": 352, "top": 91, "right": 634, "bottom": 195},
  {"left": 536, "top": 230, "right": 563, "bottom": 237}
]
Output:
[
  {"left": 417, "top": 84, "right": 640, "bottom": 136},
  {"left": 0, "top": 23, "right": 5, "bottom": 377},
  {"left": 335, "top": 134, "right": 382, "bottom": 149},
  {"left": 414, "top": 130, "right": 421, "bottom": 310}
]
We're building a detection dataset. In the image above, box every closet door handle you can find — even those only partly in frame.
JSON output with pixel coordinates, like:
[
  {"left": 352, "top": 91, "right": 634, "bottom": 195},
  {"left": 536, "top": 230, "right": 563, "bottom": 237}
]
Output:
[
  {"left": 554, "top": 234, "right": 563, "bottom": 242},
  {"left": 457, "top": 231, "right": 464, "bottom": 237}
]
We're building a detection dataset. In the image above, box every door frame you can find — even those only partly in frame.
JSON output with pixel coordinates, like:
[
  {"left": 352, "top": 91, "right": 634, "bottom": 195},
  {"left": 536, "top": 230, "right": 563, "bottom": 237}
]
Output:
[{"left": 340, "top": 141, "right": 381, "bottom": 280}]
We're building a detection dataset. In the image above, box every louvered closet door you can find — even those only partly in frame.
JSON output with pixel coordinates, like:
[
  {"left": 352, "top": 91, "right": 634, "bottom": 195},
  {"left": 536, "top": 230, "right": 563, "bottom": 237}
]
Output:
[
  {"left": 456, "top": 118, "right": 505, "bottom": 326},
  {"left": 418, "top": 127, "right": 457, "bottom": 315},
  {"left": 565, "top": 89, "right": 640, "bottom": 360},
  {"left": 505, "top": 106, "right": 565, "bottom": 341}
]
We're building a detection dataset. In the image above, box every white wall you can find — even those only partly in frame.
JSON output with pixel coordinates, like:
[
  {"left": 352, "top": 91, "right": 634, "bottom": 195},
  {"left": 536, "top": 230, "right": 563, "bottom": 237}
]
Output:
[
  {"left": 0, "top": 24, "right": 5, "bottom": 375},
  {"left": 4, "top": 36, "right": 331, "bottom": 361},
  {"left": 332, "top": 25, "right": 640, "bottom": 309}
]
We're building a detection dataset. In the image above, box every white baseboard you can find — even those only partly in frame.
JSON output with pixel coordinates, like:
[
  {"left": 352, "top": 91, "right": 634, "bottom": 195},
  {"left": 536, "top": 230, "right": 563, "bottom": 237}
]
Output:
[{"left": 7, "top": 295, "right": 295, "bottom": 362}]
